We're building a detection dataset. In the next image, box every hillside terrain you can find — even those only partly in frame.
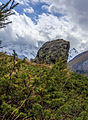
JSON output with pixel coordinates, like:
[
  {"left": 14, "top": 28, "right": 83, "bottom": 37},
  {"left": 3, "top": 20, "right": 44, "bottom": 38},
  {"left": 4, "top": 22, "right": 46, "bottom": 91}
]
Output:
[
  {"left": 68, "top": 50, "right": 88, "bottom": 76},
  {"left": 0, "top": 52, "right": 88, "bottom": 120}
]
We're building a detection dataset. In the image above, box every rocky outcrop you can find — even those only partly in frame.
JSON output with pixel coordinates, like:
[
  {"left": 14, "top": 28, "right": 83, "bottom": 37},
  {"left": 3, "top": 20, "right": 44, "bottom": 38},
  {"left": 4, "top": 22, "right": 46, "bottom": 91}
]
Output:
[{"left": 34, "top": 39, "right": 70, "bottom": 64}]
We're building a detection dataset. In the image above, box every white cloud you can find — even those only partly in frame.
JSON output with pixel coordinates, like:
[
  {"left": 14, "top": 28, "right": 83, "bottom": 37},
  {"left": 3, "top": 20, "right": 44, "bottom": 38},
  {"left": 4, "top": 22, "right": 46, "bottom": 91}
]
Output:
[
  {"left": 0, "top": 10, "right": 88, "bottom": 60},
  {"left": 40, "top": 0, "right": 88, "bottom": 30},
  {"left": 36, "top": 13, "right": 88, "bottom": 51},
  {"left": 40, "top": 0, "right": 51, "bottom": 4},
  {"left": 30, "top": 0, "right": 39, "bottom": 4},
  {"left": 0, "top": 0, "right": 88, "bottom": 60},
  {"left": 42, "top": 5, "right": 49, "bottom": 11},
  {"left": 15, "top": 0, "right": 30, "bottom": 6},
  {"left": 24, "top": 7, "right": 34, "bottom": 14}
]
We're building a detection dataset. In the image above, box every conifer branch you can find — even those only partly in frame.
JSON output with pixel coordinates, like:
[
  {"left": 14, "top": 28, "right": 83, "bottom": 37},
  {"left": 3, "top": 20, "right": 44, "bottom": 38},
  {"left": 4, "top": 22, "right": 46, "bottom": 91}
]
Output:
[{"left": 0, "top": 0, "right": 18, "bottom": 28}]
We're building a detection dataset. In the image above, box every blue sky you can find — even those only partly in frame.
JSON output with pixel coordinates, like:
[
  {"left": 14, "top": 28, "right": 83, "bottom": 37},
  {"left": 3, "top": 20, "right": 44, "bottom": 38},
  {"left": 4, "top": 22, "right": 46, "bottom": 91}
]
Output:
[
  {"left": 2, "top": 0, "right": 63, "bottom": 22},
  {"left": 14, "top": 0, "right": 63, "bottom": 23},
  {"left": 0, "top": 0, "right": 88, "bottom": 60}
]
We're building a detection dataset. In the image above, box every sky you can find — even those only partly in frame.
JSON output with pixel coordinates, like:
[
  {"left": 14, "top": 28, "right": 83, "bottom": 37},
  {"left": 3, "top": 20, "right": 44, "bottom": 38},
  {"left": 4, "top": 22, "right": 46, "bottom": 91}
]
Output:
[{"left": 0, "top": 0, "right": 88, "bottom": 59}]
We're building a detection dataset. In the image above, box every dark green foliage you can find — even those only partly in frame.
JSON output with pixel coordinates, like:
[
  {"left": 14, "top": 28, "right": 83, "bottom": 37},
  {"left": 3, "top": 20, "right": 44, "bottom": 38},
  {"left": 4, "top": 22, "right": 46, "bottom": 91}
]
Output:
[
  {"left": 0, "top": 53, "right": 88, "bottom": 120},
  {"left": 12, "top": 50, "right": 18, "bottom": 70},
  {"left": 0, "top": 40, "right": 2, "bottom": 48}
]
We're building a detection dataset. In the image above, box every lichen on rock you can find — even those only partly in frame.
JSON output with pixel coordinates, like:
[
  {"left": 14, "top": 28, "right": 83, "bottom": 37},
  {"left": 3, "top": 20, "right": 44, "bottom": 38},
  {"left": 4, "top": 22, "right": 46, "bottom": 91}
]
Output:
[{"left": 34, "top": 39, "right": 70, "bottom": 64}]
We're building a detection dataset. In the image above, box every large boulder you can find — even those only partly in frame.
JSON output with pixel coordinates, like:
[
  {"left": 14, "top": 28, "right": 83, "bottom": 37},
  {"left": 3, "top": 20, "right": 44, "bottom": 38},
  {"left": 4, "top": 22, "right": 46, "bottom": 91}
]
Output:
[{"left": 34, "top": 39, "right": 70, "bottom": 64}]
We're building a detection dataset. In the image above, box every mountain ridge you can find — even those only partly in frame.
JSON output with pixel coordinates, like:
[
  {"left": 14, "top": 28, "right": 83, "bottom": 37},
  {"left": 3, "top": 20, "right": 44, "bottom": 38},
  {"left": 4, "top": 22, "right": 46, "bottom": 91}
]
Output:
[{"left": 68, "top": 50, "right": 88, "bottom": 75}]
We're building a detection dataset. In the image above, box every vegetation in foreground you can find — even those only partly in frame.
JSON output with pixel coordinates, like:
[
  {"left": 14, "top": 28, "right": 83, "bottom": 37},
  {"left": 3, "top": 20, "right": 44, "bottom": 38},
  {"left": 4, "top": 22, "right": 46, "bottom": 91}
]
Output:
[{"left": 0, "top": 52, "right": 88, "bottom": 120}]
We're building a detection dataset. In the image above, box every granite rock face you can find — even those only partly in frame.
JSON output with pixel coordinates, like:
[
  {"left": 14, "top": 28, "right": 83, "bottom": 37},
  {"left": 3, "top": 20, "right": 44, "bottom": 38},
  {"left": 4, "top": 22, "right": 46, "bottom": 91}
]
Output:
[{"left": 34, "top": 39, "right": 70, "bottom": 64}]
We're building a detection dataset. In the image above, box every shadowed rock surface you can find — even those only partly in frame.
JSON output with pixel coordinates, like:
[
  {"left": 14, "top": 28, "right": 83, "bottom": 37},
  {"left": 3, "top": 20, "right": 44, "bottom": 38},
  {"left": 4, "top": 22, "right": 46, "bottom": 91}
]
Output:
[
  {"left": 68, "top": 50, "right": 88, "bottom": 76},
  {"left": 34, "top": 39, "right": 70, "bottom": 64}
]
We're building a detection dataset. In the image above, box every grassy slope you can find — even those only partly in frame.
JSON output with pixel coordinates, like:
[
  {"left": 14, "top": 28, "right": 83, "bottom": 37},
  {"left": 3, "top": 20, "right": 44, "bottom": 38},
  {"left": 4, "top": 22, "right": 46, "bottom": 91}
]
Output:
[{"left": 0, "top": 52, "right": 88, "bottom": 120}]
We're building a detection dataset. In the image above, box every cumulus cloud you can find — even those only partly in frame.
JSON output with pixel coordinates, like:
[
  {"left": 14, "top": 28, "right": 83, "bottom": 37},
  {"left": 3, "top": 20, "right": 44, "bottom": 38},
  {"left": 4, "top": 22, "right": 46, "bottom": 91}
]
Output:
[
  {"left": 0, "top": 0, "right": 88, "bottom": 60},
  {"left": 41, "top": 5, "right": 49, "bottom": 11},
  {"left": 40, "top": 0, "right": 88, "bottom": 52},
  {"left": 15, "top": 0, "right": 30, "bottom": 6},
  {"left": 0, "top": 11, "right": 46, "bottom": 59},
  {"left": 16, "top": 0, "right": 40, "bottom": 5},
  {"left": 0, "top": 10, "right": 87, "bottom": 58},
  {"left": 24, "top": 7, "right": 34, "bottom": 14},
  {"left": 40, "top": 0, "right": 88, "bottom": 30}
]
